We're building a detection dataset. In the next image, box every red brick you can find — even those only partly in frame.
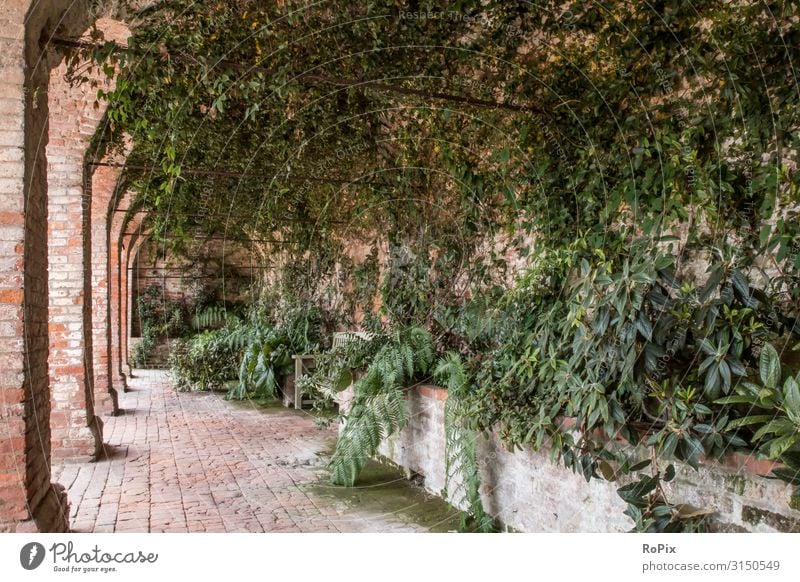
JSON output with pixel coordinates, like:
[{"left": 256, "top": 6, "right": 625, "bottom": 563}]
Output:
[
  {"left": 0, "top": 288, "right": 23, "bottom": 304},
  {"left": 0, "top": 211, "right": 23, "bottom": 225}
]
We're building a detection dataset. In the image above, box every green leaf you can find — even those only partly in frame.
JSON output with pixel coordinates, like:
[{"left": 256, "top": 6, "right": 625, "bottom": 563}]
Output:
[
  {"left": 759, "top": 225, "right": 772, "bottom": 247},
  {"left": 718, "top": 360, "right": 732, "bottom": 393},
  {"left": 699, "top": 268, "right": 723, "bottom": 302},
  {"left": 661, "top": 432, "right": 679, "bottom": 457},
  {"left": 727, "top": 358, "right": 746, "bottom": 377},
  {"left": 698, "top": 338, "right": 716, "bottom": 356},
  {"left": 731, "top": 270, "right": 753, "bottom": 306},
  {"left": 698, "top": 355, "right": 716, "bottom": 375},
  {"left": 703, "top": 368, "right": 721, "bottom": 397},
  {"left": 771, "top": 467, "right": 800, "bottom": 485},
  {"left": 714, "top": 395, "right": 756, "bottom": 405},
  {"left": 759, "top": 344, "right": 781, "bottom": 389},
  {"left": 635, "top": 313, "right": 653, "bottom": 341},
  {"left": 783, "top": 377, "right": 800, "bottom": 418},
  {"left": 765, "top": 433, "right": 800, "bottom": 459},
  {"left": 597, "top": 460, "right": 616, "bottom": 481},
  {"left": 724, "top": 415, "right": 772, "bottom": 431},
  {"left": 752, "top": 418, "right": 795, "bottom": 442},
  {"left": 334, "top": 368, "right": 354, "bottom": 392}
]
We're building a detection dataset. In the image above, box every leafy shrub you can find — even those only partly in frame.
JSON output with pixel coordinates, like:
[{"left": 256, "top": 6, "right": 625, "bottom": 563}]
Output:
[
  {"left": 190, "top": 304, "right": 238, "bottom": 331},
  {"left": 135, "top": 284, "right": 190, "bottom": 365},
  {"left": 460, "top": 235, "right": 793, "bottom": 470},
  {"left": 616, "top": 459, "right": 710, "bottom": 533},
  {"left": 168, "top": 326, "right": 240, "bottom": 392},
  {"left": 435, "top": 352, "right": 495, "bottom": 532},
  {"left": 131, "top": 328, "right": 157, "bottom": 368},
  {"left": 717, "top": 343, "right": 800, "bottom": 490},
  {"left": 224, "top": 317, "right": 293, "bottom": 400}
]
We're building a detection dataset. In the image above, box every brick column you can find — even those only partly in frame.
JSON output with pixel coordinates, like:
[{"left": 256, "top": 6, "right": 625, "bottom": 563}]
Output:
[
  {"left": 0, "top": 0, "right": 132, "bottom": 533},
  {"left": 46, "top": 59, "right": 109, "bottom": 462},
  {"left": 122, "top": 219, "right": 147, "bottom": 374},
  {"left": 0, "top": 0, "right": 69, "bottom": 533},
  {"left": 108, "top": 191, "right": 135, "bottom": 394},
  {"left": 89, "top": 163, "right": 124, "bottom": 416}
]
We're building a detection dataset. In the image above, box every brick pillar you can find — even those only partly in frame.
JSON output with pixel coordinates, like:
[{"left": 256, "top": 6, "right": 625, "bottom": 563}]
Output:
[
  {"left": 89, "top": 163, "right": 124, "bottom": 416},
  {"left": 121, "top": 219, "right": 147, "bottom": 374},
  {"left": 0, "top": 0, "right": 132, "bottom": 533},
  {"left": 0, "top": 0, "right": 69, "bottom": 533},
  {"left": 121, "top": 233, "right": 130, "bottom": 375},
  {"left": 107, "top": 191, "right": 134, "bottom": 394},
  {"left": 46, "top": 59, "right": 108, "bottom": 462}
]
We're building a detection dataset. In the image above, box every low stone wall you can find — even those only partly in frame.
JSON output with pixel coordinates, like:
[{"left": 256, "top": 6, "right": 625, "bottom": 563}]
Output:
[{"left": 369, "top": 385, "right": 800, "bottom": 532}]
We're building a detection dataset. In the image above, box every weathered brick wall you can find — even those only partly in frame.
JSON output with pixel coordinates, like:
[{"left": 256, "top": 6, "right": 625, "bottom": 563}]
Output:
[
  {"left": 0, "top": 0, "right": 40, "bottom": 533},
  {"left": 121, "top": 218, "right": 148, "bottom": 375},
  {"left": 371, "top": 386, "right": 800, "bottom": 533},
  {"left": 90, "top": 163, "right": 122, "bottom": 415},
  {"left": 131, "top": 234, "right": 257, "bottom": 337}
]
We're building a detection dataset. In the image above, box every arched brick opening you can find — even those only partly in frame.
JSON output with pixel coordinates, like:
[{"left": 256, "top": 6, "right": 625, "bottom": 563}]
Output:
[
  {"left": 0, "top": 0, "right": 136, "bottom": 532},
  {"left": 122, "top": 218, "right": 149, "bottom": 374},
  {"left": 87, "top": 136, "right": 132, "bottom": 419},
  {"left": 89, "top": 159, "right": 126, "bottom": 417},
  {"left": 108, "top": 190, "right": 137, "bottom": 396},
  {"left": 47, "top": 17, "right": 131, "bottom": 463}
]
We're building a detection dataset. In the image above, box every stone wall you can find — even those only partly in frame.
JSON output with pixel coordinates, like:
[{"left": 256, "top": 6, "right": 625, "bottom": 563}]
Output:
[{"left": 372, "top": 385, "right": 800, "bottom": 533}]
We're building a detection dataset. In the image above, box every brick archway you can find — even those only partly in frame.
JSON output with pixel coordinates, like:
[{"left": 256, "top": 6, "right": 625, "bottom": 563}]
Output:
[
  {"left": 89, "top": 152, "right": 130, "bottom": 418},
  {"left": 47, "top": 18, "right": 132, "bottom": 463},
  {"left": 0, "top": 0, "right": 137, "bottom": 532},
  {"left": 121, "top": 215, "right": 149, "bottom": 378}
]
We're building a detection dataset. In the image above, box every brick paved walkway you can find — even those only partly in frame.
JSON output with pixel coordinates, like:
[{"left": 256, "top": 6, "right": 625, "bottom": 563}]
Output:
[{"left": 52, "top": 370, "right": 459, "bottom": 533}]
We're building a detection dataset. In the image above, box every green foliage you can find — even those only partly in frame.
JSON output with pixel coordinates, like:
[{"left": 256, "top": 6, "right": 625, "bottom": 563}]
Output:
[
  {"left": 716, "top": 343, "right": 800, "bottom": 493},
  {"left": 223, "top": 301, "right": 325, "bottom": 400},
  {"left": 330, "top": 389, "right": 410, "bottom": 488},
  {"left": 224, "top": 317, "right": 292, "bottom": 400},
  {"left": 435, "top": 352, "right": 495, "bottom": 532},
  {"left": 83, "top": 1, "right": 800, "bottom": 272},
  {"left": 191, "top": 305, "right": 236, "bottom": 331},
  {"left": 616, "top": 459, "right": 710, "bottom": 533},
  {"left": 134, "top": 283, "right": 190, "bottom": 367},
  {"left": 133, "top": 284, "right": 188, "bottom": 365},
  {"left": 76, "top": 0, "right": 800, "bottom": 530},
  {"left": 329, "top": 327, "right": 435, "bottom": 486},
  {"left": 168, "top": 326, "right": 240, "bottom": 392},
  {"left": 130, "top": 328, "right": 157, "bottom": 368},
  {"left": 463, "top": 235, "right": 791, "bottom": 468},
  {"left": 296, "top": 332, "right": 386, "bottom": 409}
]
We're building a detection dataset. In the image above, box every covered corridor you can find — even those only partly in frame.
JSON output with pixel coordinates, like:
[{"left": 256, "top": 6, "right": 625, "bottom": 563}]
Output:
[{"left": 52, "top": 370, "right": 460, "bottom": 533}]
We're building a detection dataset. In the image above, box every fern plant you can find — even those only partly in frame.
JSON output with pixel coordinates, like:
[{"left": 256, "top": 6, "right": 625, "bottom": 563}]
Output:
[
  {"left": 191, "top": 305, "right": 236, "bottom": 331},
  {"left": 329, "top": 326, "right": 435, "bottom": 486},
  {"left": 330, "top": 389, "right": 410, "bottom": 486},
  {"left": 435, "top": 352, "right": 495, "bottom": 532}
]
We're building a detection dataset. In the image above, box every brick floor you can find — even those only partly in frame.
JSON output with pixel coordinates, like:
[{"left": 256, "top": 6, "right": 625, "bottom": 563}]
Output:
[{"left": 52, "top": 370, "right": 457, "bottom": 533}]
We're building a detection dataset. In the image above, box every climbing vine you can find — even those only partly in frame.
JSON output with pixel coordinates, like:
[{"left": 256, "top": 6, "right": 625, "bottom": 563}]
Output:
[{"left": 67, "top": 0, "right": 800, "bottom": 530}]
